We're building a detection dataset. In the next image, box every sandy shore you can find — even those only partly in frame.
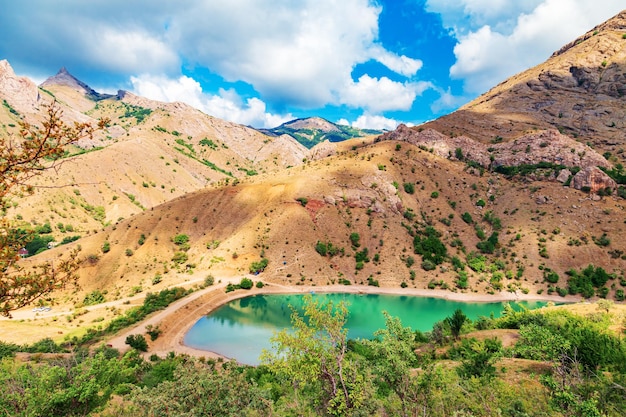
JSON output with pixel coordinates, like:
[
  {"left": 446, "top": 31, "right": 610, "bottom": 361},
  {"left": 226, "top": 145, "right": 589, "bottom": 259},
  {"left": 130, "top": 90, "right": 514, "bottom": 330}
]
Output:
[{"left": 106, "top": 278, "right": 578, "bottom": 361}]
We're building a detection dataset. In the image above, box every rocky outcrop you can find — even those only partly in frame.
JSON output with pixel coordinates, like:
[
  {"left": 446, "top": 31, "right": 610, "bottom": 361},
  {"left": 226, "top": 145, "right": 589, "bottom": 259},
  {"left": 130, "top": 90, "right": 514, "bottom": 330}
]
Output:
[
  {"left": 377, "top": 125, "right": 491, "bottom": 166},
  {"left": 571, "top": 166, "right": 617, "bottom": 193},
  {"left": 490, "top": 130, "right": 610, "bottom": 169},
  {"left": 309, "top": 140, "right": 338, "bottom": 160},
  {"left": 378, "top": 126, "right": 609, "bottom": 172},
  {"left": 0, "top": 59, "right": 40, "bottom": 112}
]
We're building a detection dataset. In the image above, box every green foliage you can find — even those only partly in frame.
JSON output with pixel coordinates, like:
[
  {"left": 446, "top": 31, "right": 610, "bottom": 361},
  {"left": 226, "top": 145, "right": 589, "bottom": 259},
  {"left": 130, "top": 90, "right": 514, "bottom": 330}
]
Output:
[
  {"left": 239, "top": 277, "right": 254, "bottom": 289},
  {"left": 445, "top": 308, "right": 467, "bottom": 340},
  {"left": 413, "top": 226, "right": 447, "bottom": 265},
  {"left": 315, "top": 240, "right": 340, "bottom": 257},
  {"left": 296, "top": 197, "right": 308, "bottom": 206},
  {"left": 514, "top": 323, "right": 570, "bottom": 361},
  {"left": 60, "top": 235, "right": 80, "bottom": 245},
  {"left": 567, "top": 264, "right": 612, "bottom": 298},
  {"left": 199, "top": 137, "right": 218, "bottom": 149},
  {"left": 121, "top": 103, "right": 152, "bottom": 123},
  {"left": 249, "top": 258, "right": 269, "bottom": 274},
  {"left": 261, "top": 295, "right": 377, "bottom": 416},
  {"left": 172, "top": 234, "right": 189, "bottom": 246},
  {"left": 83, "top": 290, "right": 106, "bottom": 306},
  {"left": 543, "top": 268, "right": 560, "bottom": 284},
  {"left": 592, "top": 233, "right": 610, "bottom": 247},
  {"left": 461, "top": 211, "right": 473, "bottom": 224},
  {"left": 475, "top": 198, "right": 486, "bottom": 207},
  {"left": 476, "top": 232, "right": 498, "bottom": 254},
  {"left": 349, "top": 232, "right": 361, "bottom": 248},
  {"left": 403, "top": 182, "right": 415, "bottom": 194},
  {"left": 171, "top": 251, "right": 188, "bottom": 264},
  {"left": 494, "top": 161, "right": 568, "bottom": 177},
  {"left": 430, "top": 191, "right": 439, "bottom": 198},
  {"left": 467, "top": 251, "right": 487, "bottom": 272},
  {"left": 125, "top": 334, "right": 148, "bottom": 351},
  {"left": 102, "top": 241, "right": 111, "bottom": 253}
]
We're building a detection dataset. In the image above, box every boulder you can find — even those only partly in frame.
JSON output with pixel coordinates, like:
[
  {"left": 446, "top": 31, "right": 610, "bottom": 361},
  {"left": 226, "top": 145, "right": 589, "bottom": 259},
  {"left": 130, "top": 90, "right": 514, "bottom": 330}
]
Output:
[{"left": 571, "top": 166, "right": 617, "bottom": 193}]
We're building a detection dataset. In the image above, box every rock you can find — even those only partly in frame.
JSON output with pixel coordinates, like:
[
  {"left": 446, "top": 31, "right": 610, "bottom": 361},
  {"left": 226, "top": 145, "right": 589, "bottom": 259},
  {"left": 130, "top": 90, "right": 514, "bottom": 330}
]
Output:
[
  {"left": 571, "top": 166, "right": 617, "bottom": 193},
  {"left": 556, "top": 169, "right": 572, "bottom": 183},
  {"left": 536, "top": 196, "right": 549, "bottom": 205}
]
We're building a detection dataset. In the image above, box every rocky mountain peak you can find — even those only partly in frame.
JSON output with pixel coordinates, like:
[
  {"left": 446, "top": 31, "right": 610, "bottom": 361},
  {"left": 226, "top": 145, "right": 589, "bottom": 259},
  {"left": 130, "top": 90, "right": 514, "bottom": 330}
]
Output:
[{"left": 40, "top": 67, "right": 108, "bottom": 100}]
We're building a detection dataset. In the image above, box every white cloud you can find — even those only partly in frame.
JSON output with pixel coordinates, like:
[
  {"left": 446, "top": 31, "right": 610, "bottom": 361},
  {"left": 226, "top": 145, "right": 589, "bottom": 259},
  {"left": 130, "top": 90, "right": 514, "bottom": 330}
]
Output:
[
  {"left": 428, "top": 0, "right": 625, "bottom": 94},
  {"left": 88, "top": 28, "right": 179, "bottom": 74},
  {"left": 351, "top": 113, "right": 400, "bottom": 131},
  {"left": 130, "top": 74, "right": 293, "bottom": 128},
  {"left": 340, "top": 75, "right": 432, "bottom": 113},
  {"left": 430, "top": 87, "right": 467, "bottom": 113},
  {"left": 368, "top": 45, "right": 423, "bottom": 77}
]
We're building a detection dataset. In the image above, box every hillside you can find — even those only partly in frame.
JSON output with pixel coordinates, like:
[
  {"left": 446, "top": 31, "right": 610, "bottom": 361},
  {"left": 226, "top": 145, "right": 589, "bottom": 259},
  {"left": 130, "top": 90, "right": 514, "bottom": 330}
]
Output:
[
  {"left": 1, "top": 62, "right": 308, "bottom": 235},
  {"left": 422, "top": 10, "right": 626, "bottom": 164},
  {"left": 2, "top": 10, "right": 626, "bottom": 344}
]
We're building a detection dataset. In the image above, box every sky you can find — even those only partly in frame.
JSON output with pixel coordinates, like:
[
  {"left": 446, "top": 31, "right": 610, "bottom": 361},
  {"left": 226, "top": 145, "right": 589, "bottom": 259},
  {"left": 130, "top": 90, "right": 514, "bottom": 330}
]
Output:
[{"left": 0, "top": 1, "right": 623, "bottom": 130}]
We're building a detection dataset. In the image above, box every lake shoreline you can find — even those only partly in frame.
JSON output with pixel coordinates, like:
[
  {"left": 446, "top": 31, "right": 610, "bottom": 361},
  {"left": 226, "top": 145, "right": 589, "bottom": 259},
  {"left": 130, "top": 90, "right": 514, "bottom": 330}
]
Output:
[{"left": 106, "top": 279, "right": 579, "bottom": 361}]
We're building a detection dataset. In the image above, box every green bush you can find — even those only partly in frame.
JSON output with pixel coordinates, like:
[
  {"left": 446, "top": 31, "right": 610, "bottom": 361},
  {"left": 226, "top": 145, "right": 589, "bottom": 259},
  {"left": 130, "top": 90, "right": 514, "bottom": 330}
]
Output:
[
  {"left": 461, "top": 212, "right": 473, "bottom": 224},
  {"left": 102, "top": 241, "right": 111, "bottom": 253},
  {"left": 249, "top": 258, "right": 269, "bottom": 274},
  {"left": 239, "top": 278, "right": 254, "bottom": 289},
  {"left": 173, "top": 234, "right": 190, "bottom": 246},
  {"left": 349, "top": 232, "right": 361, "bottom": 248},
  {"left": 403, "top": 182, "right": 415, "bottom": 194},
  {"left": 125, "top": 334, "right": 148, "bottom": 351},
  {"left": 83, "top": 290, "right": 106, "bottom": 306}
]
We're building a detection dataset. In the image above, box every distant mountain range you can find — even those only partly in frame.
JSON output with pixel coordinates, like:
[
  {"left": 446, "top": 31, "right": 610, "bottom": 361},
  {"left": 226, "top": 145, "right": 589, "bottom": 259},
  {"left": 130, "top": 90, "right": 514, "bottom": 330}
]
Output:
[{"left": 257, "top": 116, "right": 383, "bottom": 148}]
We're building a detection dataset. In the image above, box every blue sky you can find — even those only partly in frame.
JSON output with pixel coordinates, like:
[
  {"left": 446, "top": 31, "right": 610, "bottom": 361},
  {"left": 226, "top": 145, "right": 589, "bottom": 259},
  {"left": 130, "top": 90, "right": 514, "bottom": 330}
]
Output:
[{"left": 1, "top": 1, "right": 623, "bottom": 129}]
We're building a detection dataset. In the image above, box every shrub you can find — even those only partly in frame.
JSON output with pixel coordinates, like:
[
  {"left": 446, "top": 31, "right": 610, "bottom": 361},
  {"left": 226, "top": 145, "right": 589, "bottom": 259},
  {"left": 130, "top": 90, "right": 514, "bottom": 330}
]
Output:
[
  {"left": 403, "top": 182, "right": 415, "bottom": 194},
  {"left": 173, "top": 234, "right": 190, "bottom": 246},
  {"left": 249, "top": 258, "right": 269, "bottom": 274},
  {"left": 204, "top": 275, "right": 215, "bottom": 287},
  {"left": 430, "top": 191, "right": 439, "bottom": 198},
  {"left": 102, "top": 241, "right": 111, "bottom": 253},
  {"left": 146, "top": 324, "right": 162, "bottom": 341},
  {"left": 83, "top": 290, "right": 106, "bottom": 306},
  {"left": 125, "top": 334, "right": 148, "bottom": 351},
  {"left": 461, "top": 212, "right": 473, "bottom": 224},
  {"left": 172, "top": 251, "right": 188, "bottom": 264},
  {"left": 239, "top": 278, "right": 254, "bottom": 289},
  {"left": 296, "top": 197, "right": 308, "bottom": 206},
  {"left": 256, "top": 281, "right": 264, "bottom": 288},
  {"left": 349, "top": 232, "right": 361, "bottom": 248},
  {"left": 476, "top": 199, "right": 486, "bottom": 207}
]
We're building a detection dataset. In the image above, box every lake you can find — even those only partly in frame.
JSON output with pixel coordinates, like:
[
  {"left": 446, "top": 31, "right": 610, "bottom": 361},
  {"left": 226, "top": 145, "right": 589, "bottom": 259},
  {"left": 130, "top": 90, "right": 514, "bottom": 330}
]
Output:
[{"left": 184, "top": 292, "right": 547, "bottom": 365}]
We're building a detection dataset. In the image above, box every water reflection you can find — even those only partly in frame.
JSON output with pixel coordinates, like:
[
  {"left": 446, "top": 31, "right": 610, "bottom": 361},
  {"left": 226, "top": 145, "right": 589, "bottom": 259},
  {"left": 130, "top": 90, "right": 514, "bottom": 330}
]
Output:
[{"left": 184, "top": 293, "right": 547, "bottom": 365}]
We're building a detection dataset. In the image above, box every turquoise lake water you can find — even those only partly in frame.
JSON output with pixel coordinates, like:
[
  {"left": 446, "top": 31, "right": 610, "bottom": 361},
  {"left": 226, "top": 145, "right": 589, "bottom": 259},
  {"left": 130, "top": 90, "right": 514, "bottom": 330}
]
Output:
[{"left": 184, "top": 292, "right": 547, "bottom": 365}]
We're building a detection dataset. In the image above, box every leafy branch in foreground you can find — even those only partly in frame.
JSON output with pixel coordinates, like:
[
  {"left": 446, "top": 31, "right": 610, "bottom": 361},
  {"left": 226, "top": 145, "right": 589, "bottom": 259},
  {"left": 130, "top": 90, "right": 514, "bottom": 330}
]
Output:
[{"left": 0, "top": 102, "right": 108, "bottom": 316}]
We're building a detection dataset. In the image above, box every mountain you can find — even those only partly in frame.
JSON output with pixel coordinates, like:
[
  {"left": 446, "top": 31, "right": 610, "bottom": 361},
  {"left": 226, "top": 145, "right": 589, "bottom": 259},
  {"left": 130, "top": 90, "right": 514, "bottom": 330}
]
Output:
[
  {"left": 3, "top": 9, "right": 626, "bottom": 344},
  {"left": 421, "top": 10, "right": 626, "bottom": 161},
  {"left": 259, "top": 116, "right": 383, "bottom": 148}
]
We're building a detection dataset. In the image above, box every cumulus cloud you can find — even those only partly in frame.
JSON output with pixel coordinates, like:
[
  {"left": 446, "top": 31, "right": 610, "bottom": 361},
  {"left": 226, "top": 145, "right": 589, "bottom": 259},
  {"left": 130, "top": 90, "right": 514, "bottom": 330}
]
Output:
[
  {"left": 340, "top": 75, "right": 431, "bottom": 113},
  {"left": 130, "top": 74, "right": 293, "bottom": 128},
  {"left": 351, "top": 113, "right": 401, "bottom": 131},
  {"left": 368, "top": 45, "right": 423, "bottom": 77},
  {"left": 428, "top": 0, "right": 625, "bottom": 94}
]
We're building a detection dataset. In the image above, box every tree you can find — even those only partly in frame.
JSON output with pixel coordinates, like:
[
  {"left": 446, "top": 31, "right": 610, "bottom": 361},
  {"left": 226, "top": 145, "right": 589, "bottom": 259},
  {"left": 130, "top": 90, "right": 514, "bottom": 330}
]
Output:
[
  {"left": 261, "top": 295, "right": 375, "bottom": 416},
  {"left": 0, "top": 102, "right": 107, "bottom": 316},
  {"left": 446, "top": 308, "right": 467, "bottom": 340},
  {"left": 361, "top": 312, "right": 421, "bottom": 417}
]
